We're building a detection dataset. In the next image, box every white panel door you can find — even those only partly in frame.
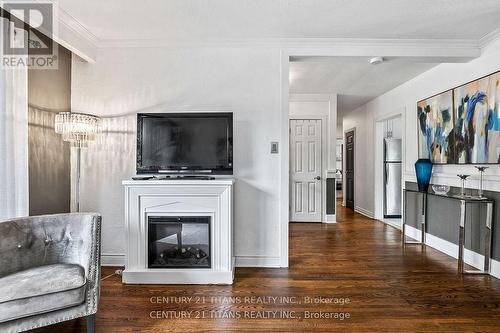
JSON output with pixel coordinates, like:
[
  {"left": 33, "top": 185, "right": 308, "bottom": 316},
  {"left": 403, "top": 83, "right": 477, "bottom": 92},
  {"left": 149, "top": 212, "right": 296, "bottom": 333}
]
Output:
[{"left": 290, "top": 119, "right": 322, "bottom": 222}]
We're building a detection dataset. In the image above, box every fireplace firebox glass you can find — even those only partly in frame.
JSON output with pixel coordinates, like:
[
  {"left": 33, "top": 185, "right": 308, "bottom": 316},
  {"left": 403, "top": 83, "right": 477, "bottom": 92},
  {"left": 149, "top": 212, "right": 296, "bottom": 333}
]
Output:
[{"left": 148, "top": 216, "right": 211, "bottom": 268}]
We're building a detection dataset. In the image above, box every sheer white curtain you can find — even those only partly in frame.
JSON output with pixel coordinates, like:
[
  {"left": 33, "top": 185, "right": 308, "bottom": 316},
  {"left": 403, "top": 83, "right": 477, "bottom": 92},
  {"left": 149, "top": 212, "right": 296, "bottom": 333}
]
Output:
[{"left": 0, "top": 15, "right": 28, "bottom": 219}]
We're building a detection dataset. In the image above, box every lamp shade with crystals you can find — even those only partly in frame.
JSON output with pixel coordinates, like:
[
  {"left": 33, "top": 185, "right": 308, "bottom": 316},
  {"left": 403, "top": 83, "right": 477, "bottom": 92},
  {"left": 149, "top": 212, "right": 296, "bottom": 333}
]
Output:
[{"left": 55, "top": 112, "right": 101, "bottom": 147}]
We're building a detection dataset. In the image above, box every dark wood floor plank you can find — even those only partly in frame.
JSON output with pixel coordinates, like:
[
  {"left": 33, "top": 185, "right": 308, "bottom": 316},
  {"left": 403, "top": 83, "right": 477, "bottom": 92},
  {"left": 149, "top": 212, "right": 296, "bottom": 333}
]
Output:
[{"left": 29, "top": 203, "right": 500, "bottom": 332}]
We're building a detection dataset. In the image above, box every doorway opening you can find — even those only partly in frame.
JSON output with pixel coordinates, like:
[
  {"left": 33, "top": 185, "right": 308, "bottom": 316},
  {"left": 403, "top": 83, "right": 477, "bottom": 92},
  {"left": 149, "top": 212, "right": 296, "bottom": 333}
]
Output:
[
  {"left": 288, "top": 93, "right": 337, "bottom": 224},
  {"left": 374, "top": 114, "right": 403, "bottom": 228},
  {"left": 283, "top": 53, "right": 447, "bottom": 266}
]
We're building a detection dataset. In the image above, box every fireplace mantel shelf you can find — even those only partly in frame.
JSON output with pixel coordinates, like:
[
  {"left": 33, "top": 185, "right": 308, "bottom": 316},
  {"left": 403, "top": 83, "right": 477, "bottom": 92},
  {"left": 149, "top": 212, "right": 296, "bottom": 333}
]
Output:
[
  {"left": 122, "top": 178, "right": 234, "bottom": 284},
  {"left": 122, "top": 178, "right": 235, "bottom": 186}
]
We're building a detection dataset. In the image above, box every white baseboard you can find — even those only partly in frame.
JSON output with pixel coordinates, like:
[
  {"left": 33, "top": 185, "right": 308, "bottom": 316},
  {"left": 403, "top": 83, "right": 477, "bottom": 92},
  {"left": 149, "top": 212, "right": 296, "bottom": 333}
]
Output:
[
  {"left": 424, "top": 232, "right": 456, "bottom": 258},
  {"left": 404, "top": 225, "right": 500, "bottom": 279},
  {"left": 101, "top": 253, "right": 125, "bottom": 266},
  {"left": 103, "top": 253, "right": 282, "bottom": 268},
  {"left": 354, "top": 206, "right": 374, "bottom": 219},
  {"left": 234, "top": 255, "right": 281, "bottom": 267},
  {"left": 404, "top": 224, "right": 422, "bottom": 241},
  {"left": 122, "top": 269, "right": 233, "bottom": 284},
  {"left": 426, "top": 232, "right": 485, "bottom": 269},
  {"left": 492, "top": 260, "right": 500, "bottom": 280},
  {"left": 381, "top": 219, "right": 402, "bottom": 230},
  {"left": 325, "top": 214, "right": 337, "bottom": 223}
]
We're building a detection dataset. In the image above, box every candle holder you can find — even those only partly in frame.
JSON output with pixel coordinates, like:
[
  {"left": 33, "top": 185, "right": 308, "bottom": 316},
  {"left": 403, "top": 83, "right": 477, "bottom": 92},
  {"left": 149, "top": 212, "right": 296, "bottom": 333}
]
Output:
[
  {"left": 475, "top": 166, "right": 488, "bottom": 198},
  {"left": 457, "top": 174, "right": 470, "bottom": 198}
]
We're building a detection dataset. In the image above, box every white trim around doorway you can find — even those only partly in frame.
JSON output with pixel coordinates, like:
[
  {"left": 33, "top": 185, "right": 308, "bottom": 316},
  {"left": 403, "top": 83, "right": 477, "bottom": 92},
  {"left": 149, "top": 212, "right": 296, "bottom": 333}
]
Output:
[{"left": 373, "top": 109, "right": 406, "bottom": 228}]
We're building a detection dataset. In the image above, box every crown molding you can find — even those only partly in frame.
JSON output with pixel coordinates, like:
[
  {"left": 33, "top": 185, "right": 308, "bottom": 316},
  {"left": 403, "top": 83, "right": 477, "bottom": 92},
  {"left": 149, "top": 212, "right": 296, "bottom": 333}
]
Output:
[
  {"left": 21, "top": 1, "right": 500, "bottom": 62},
  {"left": 93, "top": 37, "right": 481, "bottom": 61},
  {"left": 57, "top": 7, "right": 99, "bottom": 48},
  {"left": 55, "top": 6, "right": 98, "bottom": 62},
  {"left": 282, "top": 38, "right": 480, "bottom": 60},
  {"left": 478, "top": 27, "right": 500, "bottom": 50},
  {"left": 2, "top": 0, "right": 98, "bottom": 62},
  {"left": 95, "top": 36, "right": 478, "bottom": 49}
]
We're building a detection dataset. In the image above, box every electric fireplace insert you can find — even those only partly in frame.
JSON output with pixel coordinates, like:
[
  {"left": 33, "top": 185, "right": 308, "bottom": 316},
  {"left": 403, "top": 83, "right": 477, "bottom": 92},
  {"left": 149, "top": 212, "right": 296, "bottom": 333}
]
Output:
[{"left": 148, "top": 216, "right": 211, "bottom": 268}]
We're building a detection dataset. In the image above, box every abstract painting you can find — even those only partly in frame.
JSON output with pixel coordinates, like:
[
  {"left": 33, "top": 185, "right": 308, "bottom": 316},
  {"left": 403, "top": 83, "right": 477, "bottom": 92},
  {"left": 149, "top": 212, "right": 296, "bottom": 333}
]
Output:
[
  {"left": 454, "top": 72, "right": 500, "bottom": 164},
  {"left": 417, "top": 90, "right": 455, "bottom": 164}
]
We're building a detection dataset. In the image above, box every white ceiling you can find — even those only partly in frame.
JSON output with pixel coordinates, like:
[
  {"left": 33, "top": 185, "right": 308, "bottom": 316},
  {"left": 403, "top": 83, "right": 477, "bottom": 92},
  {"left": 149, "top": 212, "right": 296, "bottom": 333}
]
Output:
[
  {"left": 290, "top": 57, "right": 437, "bottom": 113},
  {"left": 55, "top": 0, "right": 500, "bottom": 115},
  {"left": 58, "top": 0, "right": 500, "bottom": 42}
]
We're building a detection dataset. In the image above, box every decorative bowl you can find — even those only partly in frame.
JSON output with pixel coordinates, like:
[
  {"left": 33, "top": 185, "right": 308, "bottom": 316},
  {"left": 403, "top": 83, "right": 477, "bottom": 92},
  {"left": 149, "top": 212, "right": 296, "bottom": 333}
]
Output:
[{"left": 432, "top": 184, "right": 450, "bottom": 195}]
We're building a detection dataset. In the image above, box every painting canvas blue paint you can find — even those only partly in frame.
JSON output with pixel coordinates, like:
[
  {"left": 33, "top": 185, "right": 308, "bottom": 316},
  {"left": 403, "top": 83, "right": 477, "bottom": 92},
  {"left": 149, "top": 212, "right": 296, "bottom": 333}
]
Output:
[
  {"left": 417, "top": 71, "right": 500, "bottom": 164},
  {"left": 417, "top": 90, "right": 454, "bottom": 164},
  {"left": 454, "top": 73, "right": 500, "bottom": 164}
]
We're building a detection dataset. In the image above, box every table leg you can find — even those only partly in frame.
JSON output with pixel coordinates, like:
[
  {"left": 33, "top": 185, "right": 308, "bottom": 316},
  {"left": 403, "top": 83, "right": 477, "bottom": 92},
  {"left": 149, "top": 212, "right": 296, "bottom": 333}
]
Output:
[
  {"left": 402, "top": 191, "right": 425, "bottom": 246},
  {"left": 421, "top": 192, "right": 426, "bottom": 247},
  {"left": 458, "top": 200, "right": 466, "bottom": 274},
  {"left": 484, "top": 202, "right": 493, "bottom": 273},
  {"left": 402, "top": 189, "right": 406, "bottom": 245}
]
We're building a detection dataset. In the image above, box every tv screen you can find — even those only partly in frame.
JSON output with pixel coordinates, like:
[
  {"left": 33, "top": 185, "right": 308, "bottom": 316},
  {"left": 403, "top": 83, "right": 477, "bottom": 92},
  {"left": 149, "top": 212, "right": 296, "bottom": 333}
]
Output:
[{"left": 137, "top": 113, "right": 233, "bottom": 174}]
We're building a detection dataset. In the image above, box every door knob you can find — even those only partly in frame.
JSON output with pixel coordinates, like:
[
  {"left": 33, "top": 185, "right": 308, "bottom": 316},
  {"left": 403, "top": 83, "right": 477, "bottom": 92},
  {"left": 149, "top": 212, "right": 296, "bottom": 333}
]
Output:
[{"left": 315, "top": 176, "right": 321, "bottom": 180}]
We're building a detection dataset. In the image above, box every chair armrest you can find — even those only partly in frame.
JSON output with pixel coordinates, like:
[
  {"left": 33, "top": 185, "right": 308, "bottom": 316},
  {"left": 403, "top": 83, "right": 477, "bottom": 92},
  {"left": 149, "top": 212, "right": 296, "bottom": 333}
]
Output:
[{"left": 0, "top": 213, "right": 101, "bottom": 280}]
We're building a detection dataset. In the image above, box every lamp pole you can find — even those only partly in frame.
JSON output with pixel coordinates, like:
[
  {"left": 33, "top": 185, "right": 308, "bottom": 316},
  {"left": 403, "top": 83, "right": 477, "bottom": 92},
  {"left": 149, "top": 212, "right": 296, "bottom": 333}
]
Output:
[
  {"left": 75, "top": 146, "right": 81, "bottom": 212},
  {"left": 54, "top": 111, "right": 100, "bottom": 213}
]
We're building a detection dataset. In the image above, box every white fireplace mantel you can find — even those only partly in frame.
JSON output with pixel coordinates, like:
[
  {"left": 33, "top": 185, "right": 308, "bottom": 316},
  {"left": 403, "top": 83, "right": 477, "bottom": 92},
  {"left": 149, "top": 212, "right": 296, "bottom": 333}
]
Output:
[{"left": 122, "top": 178, "right": 234, "bottom": 284}]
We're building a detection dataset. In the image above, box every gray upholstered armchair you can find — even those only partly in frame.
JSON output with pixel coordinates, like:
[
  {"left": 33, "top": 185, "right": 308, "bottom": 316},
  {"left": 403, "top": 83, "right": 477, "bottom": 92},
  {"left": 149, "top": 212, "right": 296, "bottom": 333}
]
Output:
[{"left": 0, "top": 213, "right": 101, "bottom": 333}]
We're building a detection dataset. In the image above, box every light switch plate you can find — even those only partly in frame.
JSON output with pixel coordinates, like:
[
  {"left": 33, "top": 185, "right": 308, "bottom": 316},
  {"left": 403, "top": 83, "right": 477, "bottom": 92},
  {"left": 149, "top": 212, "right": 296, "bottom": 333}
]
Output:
[{"left": 270, "top": 142, "right": 279, "bottom": 154}]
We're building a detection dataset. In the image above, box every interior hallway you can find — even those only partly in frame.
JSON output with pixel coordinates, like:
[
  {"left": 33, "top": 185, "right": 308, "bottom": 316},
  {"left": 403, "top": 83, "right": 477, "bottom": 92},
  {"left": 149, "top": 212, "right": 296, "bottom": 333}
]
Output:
[{"left": 33, "top": 205, "right": 500, "bottom": 333}]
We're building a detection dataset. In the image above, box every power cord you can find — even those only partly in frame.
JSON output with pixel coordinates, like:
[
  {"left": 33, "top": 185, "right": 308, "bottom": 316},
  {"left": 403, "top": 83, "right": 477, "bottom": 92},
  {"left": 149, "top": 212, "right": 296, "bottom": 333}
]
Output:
[{"left": 101, "top": 268, "right": 123, "bottom": 281}]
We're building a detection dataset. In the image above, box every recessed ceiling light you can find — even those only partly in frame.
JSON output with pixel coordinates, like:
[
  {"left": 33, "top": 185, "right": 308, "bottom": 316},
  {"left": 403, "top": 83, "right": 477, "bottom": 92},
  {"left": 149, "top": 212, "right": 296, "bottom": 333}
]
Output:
[{"left": 369, "top": 57, "right": 384, "bottom": 65}]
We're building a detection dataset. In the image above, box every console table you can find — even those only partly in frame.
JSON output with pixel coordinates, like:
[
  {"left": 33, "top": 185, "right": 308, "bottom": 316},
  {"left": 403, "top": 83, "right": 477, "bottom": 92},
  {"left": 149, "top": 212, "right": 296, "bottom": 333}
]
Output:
[{"left": 403, "top": 189, "right": 494, "bottom": 275}]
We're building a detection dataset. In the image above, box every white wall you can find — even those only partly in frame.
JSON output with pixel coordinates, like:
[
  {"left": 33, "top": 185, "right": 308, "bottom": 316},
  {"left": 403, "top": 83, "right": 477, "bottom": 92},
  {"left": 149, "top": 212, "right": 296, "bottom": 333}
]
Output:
[
  {"left": 72, "top": 47, "right": 283, "bottom": 266},
  {"left": 290, "top": 100, "right": 329, "bottom": 117},
  {"left": 343, "top": 38, "right": 500, "bottom": 217}
]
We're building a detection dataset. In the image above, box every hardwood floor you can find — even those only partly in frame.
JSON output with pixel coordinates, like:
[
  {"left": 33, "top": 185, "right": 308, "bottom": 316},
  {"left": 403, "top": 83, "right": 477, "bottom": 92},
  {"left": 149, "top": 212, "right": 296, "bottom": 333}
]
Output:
[{"left": 32, "top": 204, "right": 500, "bottom": 332}]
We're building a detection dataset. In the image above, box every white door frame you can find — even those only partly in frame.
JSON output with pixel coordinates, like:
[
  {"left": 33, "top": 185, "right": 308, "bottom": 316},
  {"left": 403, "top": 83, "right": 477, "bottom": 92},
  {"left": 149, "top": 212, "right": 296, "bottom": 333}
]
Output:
[
  {"left": 289, "top": 115, "right": 328, "bottom": 223},
  {"left": 373, "top": 109, "right": 406, "bottom": 228}
]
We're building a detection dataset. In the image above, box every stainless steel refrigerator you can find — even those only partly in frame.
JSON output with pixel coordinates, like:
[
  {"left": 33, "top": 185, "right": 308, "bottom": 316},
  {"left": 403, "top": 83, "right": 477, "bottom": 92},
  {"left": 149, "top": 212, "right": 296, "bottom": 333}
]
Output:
[{"left": 384, "top": 138, "right": 402, "bottom": 218}]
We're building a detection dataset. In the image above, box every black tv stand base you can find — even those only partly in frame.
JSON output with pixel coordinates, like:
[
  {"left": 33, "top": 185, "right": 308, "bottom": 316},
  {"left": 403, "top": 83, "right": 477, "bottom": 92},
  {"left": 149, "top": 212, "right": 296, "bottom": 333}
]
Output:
[
  {"left": 170, "top": 175, "right": 216, "bottom": 180},
  {"left": 131, "top": 175, "right": 216, "bottom": 181}
]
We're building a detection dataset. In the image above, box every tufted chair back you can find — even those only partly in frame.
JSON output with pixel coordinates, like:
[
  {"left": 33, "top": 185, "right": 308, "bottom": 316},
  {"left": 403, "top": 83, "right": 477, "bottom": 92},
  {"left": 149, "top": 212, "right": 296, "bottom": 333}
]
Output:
[{"left": 0, "top": 213, "right": 101, "bottom": 279}]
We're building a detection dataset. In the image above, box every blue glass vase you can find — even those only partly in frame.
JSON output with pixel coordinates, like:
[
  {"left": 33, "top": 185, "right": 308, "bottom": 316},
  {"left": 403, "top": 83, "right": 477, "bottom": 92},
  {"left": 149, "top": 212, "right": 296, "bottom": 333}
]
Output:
[{"left": 415, "top": 159, "right": 433, "bottom": 192}]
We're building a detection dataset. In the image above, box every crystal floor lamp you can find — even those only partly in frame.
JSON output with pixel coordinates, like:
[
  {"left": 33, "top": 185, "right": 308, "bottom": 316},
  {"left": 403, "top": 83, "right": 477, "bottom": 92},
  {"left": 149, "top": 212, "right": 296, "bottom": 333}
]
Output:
[{"left": 55, "top": 112, "right": 100, "bottom": 212}]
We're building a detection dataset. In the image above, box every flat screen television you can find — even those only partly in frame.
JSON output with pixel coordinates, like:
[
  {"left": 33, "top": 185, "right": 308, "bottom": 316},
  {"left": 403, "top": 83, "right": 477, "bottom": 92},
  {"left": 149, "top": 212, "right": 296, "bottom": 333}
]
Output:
[{"left": 136, "top": 113, "right": 233, "bottom": 174}]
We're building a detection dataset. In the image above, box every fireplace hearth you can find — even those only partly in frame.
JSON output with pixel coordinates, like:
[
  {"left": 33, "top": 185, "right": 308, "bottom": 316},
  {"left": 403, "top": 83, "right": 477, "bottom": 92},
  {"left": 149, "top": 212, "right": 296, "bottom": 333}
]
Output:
[{"left": 148, "top": 216, "right": 211, "bottom": 268}]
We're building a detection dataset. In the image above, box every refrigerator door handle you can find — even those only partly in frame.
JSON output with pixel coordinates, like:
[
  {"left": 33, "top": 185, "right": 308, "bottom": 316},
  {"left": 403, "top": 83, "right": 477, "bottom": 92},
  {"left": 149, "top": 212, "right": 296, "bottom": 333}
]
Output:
[{"left": 384, "top": 163, "right": 388, "bottom": 186}]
